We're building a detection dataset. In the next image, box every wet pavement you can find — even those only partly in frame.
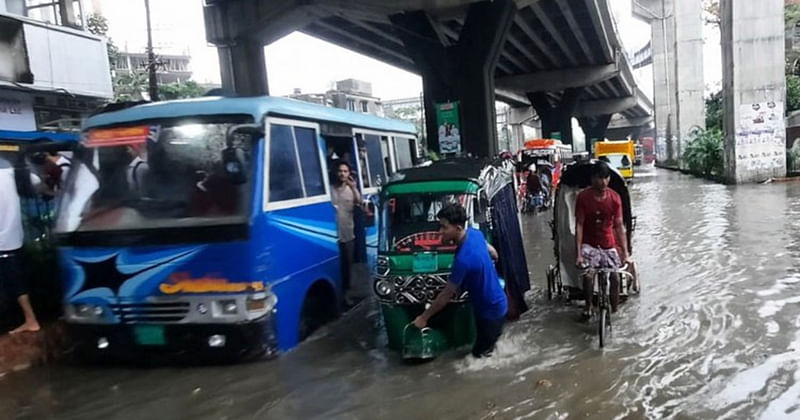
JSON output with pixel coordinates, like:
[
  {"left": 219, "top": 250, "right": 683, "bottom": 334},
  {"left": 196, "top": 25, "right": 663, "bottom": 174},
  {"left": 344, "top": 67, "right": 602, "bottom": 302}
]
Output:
[{"left": 3, "top": 167, "right": 800, "bottom": 419}]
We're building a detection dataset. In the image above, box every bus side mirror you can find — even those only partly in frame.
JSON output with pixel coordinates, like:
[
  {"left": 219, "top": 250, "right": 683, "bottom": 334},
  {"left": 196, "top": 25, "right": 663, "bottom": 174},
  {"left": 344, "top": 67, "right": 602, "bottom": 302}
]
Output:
[{"left": 223, "top": 124, "right": 261, "bottom": 185}]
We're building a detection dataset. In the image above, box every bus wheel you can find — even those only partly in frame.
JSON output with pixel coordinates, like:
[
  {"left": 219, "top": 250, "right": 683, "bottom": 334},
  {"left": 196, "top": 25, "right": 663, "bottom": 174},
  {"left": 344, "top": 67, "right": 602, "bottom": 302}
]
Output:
[{"left": 299, "top": 281, "right": 338, "bottom": 341}]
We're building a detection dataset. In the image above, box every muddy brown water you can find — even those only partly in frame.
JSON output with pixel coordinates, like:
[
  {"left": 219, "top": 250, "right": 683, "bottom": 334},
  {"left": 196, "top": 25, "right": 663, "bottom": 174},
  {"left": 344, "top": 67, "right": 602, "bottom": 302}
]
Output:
[{"left": 2, "top": 167, "right": 800, "bottom": 419}]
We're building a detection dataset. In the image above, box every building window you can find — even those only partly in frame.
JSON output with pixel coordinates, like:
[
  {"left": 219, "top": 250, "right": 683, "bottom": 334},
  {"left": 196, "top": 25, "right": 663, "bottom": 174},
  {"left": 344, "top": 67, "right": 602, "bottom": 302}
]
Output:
[
  {"left": 360, "top": 101, "right": 368, "bottom": 113},
  {"left": 24, "top": 0, "right": 83, "bottom": 27},
  {"left": 346, "top": 98, "right": 356, "bottom": 111}
]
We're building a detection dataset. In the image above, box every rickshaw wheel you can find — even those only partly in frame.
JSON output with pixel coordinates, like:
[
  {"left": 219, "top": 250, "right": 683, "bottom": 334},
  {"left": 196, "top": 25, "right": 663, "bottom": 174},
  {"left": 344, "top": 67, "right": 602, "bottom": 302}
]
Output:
[
  {"left": 546, "top": 271, "right": 554, "bottom": 301},
  {"left": 598, "top": 307, "right": 608, "bottom": 348}
]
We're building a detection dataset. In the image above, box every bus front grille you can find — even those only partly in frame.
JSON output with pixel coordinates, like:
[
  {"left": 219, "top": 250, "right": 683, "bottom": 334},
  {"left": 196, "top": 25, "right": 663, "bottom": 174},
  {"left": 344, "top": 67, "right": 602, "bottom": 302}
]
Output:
[{"left": 109, "top": 301, "right": 191, "bottom": 324}]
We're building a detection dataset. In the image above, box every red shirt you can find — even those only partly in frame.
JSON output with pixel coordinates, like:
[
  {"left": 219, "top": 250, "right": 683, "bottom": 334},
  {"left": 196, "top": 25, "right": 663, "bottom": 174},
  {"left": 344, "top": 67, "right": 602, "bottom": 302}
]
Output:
[{"left": 576, "top": 188, "right": 622, "bottom": 249}]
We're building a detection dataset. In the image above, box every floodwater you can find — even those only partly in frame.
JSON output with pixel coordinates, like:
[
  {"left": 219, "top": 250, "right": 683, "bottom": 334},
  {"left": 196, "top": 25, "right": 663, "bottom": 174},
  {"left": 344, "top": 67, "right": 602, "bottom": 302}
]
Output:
[{"left": 3, "top": 167, "right": 800, "bottom": 419}]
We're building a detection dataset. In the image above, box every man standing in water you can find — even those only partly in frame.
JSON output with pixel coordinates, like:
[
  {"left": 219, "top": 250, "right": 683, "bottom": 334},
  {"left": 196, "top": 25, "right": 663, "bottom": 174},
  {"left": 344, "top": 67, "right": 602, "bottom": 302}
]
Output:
[
  {"left": 413, "top": 204, "right": 507, "bottom": 358},
  {"left": 331, "top": 162, "right": 361, "bottom": 306},
  {"left": 0, "top": 157, "right": 40, "bottom": 334},
  {"left": 575, "top": 162, "right": 629, "bottom": 317}
]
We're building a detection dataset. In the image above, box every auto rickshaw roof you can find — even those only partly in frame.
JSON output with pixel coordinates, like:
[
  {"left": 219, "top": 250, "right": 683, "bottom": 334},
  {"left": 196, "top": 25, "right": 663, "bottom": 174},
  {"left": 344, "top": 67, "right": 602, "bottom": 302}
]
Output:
[{"left": 382, "top": 158, "right": 487, "bottom": 195}]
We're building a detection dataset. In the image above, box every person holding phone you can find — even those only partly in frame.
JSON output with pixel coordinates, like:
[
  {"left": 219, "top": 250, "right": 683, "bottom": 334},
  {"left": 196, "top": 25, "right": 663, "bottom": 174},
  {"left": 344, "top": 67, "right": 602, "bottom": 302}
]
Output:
[{"left": 332, "top": 161, "right": 361, "bottom": 306}]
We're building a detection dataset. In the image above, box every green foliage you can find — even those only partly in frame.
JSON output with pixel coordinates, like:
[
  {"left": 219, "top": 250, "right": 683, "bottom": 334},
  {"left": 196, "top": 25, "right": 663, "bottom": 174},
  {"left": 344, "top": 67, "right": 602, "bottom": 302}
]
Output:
[
  {"left": 787, "top": 4, "right": 800, "bottom": 27},
  {"left": 113, "top": 71, "right": 148, "bottom": 102},
  {"left": 705, "top": 90, "right": 723, "bottom": 132},
  {"left": 683, "top": 128, "right": 724, "bottom": 179},
  {"left": 87, "top": 13, "right": 118, "bottom": 69},
  {"left": 158, "top": 80, "right": 207, "bottom": 100},
  {"left": 787, "top": 75, "right": 800, "bottom": 112}
]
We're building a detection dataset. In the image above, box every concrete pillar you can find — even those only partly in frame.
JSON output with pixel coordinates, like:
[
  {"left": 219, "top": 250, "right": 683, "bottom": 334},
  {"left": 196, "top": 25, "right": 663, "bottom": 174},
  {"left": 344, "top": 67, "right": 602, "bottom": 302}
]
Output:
[
  {"left": 216, "top": 39, "right": 269, "bottom": 96},
  {"left": 636, "top": 0, "right": 705, "bottom": 167},
  {"left": 528, "top": 88, "right": 583, "bottom": 146},
  {"left": 673, "top": 0, "right": 705, "bottom": 167},
  {"left": 720, "top": 0, "right": 787, "bottom": 183},
  {"left": 578, "top": 114, "right": 613, "bottom": 152},
  {"left": 391, "top": 0, "right": 516, "bottom": 157}
]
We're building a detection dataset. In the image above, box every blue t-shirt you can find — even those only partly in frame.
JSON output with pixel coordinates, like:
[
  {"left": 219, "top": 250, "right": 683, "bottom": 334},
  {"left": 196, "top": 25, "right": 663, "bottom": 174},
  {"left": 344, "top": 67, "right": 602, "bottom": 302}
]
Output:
[{"left": 449, "top": 228, "right": 508, "bottom": 320}]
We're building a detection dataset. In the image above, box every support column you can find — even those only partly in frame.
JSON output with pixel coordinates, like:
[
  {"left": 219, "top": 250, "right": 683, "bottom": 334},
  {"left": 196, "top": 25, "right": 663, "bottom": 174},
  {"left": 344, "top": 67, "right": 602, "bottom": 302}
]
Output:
[
  {"left": 217, "top": 39, "right": 269, "bottom": 96},
  {"left": 578, "top": 114, "right": 612, "bottom": 152},
  {"left": 528, "top": 88, "right": 583, "bottom": 146},
  {"left": 673, "top": 0, "right": 705, "bottom": 167},
  {"left": 721, "top": 0, "right": 786, "bottom": 183},
  {"left": 391, "top": 0, "right": 516, "bottom": 157}
]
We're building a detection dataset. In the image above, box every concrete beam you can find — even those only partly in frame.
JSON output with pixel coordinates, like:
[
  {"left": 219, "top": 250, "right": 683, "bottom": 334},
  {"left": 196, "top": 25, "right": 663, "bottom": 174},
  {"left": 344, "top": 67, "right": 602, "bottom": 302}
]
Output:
[
  {"left": 313, "top": 20, "right": 417, "bottom": 67},
  {"left": 496, "top": 88, "right": 530, "bottom": 107},
  {"left": 574, "top": 96, "right": 637, "bottom": 118},
  {"left": 608, "top": 115, "right": 653, "bottom": 129},
  {"left": 531, "top": 2, "right": 578, "bottom": 66},
  {"left": 496, "top": 63, "right": 618, "bottom": 92},
  {"left": 555, "top": 0, "right": 593, "bottom": 61},
  {"left": 514, "top": 15, "right": 561, "bottom": 67},
  {"left": 584, "top": 0, "right": 613, "bottom": 62}
]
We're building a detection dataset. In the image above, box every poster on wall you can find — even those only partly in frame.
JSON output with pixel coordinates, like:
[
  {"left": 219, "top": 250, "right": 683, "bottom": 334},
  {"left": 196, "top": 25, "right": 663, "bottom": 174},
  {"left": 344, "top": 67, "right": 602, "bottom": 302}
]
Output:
[
  {"left": 735, "top": 101, "right": 786, "bottom": 173},
  {"left": 0, "top": 90, "right": 35, "bottom": 131},
  {"left": 436, "top": 101, "right": 461, "bottom": 154}
]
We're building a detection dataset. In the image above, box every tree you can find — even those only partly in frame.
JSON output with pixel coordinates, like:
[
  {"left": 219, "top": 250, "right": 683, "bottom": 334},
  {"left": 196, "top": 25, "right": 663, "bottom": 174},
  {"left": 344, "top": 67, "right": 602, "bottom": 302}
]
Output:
[
  {"left": 684, "top": 128, "right": 724, "bottom": 179},
  {"left": 158, "top": 80, "right": 208, "bottom": 100},
  {"left": 705, "top": 90, "right": 723, "bottom": 132},
  {"left": 113, "top": 71, "right": 148, "bottom": 102},
  {"left": 703, "top": 0, "right": 720, "bottom": 27},
  {"left": 788, "top": 74, "right": 800, "bottom": 112},
  {"left": 86, "top": 14, "right": 118, "bottom": 70}
]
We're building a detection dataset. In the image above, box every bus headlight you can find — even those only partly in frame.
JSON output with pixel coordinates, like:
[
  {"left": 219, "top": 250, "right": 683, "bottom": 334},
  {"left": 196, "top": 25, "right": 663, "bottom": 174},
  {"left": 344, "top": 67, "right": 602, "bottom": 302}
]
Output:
[
  {"left": 68, "top": 303, "right": 106, "bottom": 322},
  {"left": 219, "top": 300, "right": 238, "bottom": 315},
  {"left": 246, "top": 292, "right": 277, "bottom": 313},
  {"left": 375, "top": 280, "right": 394, "bottom": 297}
]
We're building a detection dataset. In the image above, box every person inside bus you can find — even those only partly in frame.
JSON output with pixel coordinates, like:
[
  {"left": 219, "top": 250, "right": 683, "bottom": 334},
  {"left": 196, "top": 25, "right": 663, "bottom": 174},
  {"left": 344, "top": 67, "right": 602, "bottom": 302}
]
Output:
[
  {"left": 331, "top": 161, "right": 362, "bottom": 306},
  {"left": 413, "top": 204, "right": 507, "bottom": 358},
  {"left": 575, "top": 162, "right": 630, "bottom": 319},
  {"left": 0, "top": 156, "right": 41, "bottom": 334}
]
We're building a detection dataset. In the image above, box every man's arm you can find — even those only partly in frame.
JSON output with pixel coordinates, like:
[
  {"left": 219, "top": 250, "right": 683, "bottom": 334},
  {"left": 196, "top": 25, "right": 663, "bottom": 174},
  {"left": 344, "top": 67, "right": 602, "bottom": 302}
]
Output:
[
  {"left": 487, "top": 243, "right": 498, "bottom": 261},
  {"left": 613, "top": 216, "right": 628, "bottom": 262},
  {"left": 413, "top": 282, "right": 457, "bottom": 328}
]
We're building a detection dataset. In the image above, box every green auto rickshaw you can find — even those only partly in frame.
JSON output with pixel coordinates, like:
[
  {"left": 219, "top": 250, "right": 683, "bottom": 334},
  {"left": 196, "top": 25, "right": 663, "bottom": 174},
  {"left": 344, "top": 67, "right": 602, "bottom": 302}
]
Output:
[{"left": 373, "top": 158, "right": 530, "bottom": 359}]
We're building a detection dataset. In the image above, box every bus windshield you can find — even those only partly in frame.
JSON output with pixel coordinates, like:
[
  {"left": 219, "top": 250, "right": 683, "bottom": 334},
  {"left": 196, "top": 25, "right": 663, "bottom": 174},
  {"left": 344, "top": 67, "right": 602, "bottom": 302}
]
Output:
[
  {"left": 55, "top": 119, "right": 254, "bottom": 234},
  {"left": 380, "top": 193, "right": 470, "bottom": 253}
]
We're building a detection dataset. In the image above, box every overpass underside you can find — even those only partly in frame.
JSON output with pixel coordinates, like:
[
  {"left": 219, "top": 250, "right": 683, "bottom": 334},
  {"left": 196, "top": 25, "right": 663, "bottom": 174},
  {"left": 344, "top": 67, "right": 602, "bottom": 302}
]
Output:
[{"left": 204, "top": 0, "right": 653, "bottom": 156}]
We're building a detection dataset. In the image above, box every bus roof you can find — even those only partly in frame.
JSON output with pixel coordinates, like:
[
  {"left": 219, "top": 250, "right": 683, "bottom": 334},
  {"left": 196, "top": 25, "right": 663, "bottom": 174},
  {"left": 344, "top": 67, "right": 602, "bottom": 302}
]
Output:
[
  {"left": 0, "top": 130, "right": 79, "bottom": 143},
  {"left": 83, "top": 96, "right": 417, "bottom": 135}
]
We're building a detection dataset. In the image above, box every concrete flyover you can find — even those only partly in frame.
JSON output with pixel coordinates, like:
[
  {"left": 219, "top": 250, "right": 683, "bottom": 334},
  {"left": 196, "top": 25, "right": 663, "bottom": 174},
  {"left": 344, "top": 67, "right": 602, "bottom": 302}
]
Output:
[{"left": 204, "top": 0, "right": 653, "bottom": 156}]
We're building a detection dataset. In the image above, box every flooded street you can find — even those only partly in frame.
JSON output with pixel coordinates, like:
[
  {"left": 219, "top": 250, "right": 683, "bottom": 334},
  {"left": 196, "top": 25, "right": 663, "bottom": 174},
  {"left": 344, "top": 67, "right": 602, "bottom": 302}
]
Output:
[{"left": 3, "top": 168, "right": 800, "bottom": 419}]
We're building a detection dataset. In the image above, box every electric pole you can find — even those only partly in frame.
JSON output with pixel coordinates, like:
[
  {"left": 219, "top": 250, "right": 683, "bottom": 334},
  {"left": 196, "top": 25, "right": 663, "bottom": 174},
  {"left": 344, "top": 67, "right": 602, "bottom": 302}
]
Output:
[{"left": 144, "top": 0, "right": 159, "bottom": 101}]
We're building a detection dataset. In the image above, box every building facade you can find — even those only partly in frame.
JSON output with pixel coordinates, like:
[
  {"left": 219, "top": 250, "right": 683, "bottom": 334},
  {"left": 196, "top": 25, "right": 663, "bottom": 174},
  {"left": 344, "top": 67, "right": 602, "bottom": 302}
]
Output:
[
  {"left": 288, "top": 79, "right": 382, "bottom": 116},
  {"left": 0, "top": 0, "right": 111, "bottom": 133}
]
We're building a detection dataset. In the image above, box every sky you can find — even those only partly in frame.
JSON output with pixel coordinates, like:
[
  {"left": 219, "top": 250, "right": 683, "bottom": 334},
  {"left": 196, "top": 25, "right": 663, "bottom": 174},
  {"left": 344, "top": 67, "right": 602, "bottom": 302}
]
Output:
[{"left": 90, "top": 0, "right": 722, "bottom": 101}]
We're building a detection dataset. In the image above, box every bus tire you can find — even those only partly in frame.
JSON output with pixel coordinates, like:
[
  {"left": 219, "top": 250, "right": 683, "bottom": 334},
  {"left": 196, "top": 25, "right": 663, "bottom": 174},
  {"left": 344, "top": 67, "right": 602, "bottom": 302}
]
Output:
[{"left": 298, "top": 280, "right": 338, "bottom": 341}]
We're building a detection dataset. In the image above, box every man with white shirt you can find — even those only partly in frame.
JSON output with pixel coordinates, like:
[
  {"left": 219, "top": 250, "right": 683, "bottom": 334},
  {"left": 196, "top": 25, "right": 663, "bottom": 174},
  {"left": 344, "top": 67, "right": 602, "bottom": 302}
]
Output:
[{"left": 0, "top": 157, "right": 40, "bottom": 334}]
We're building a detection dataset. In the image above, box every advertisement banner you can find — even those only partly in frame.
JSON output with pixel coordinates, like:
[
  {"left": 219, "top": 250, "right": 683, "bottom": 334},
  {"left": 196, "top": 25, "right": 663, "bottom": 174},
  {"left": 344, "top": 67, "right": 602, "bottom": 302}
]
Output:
[
  {"left": 436, "top": 101, "right": 461, "bottom": 154},
  {"left": 735, "top": 101, "right": 786, "bottom": 172}
]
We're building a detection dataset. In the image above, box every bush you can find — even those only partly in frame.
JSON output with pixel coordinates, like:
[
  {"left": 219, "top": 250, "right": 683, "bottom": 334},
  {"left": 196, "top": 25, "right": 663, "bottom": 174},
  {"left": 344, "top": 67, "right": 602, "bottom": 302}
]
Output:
[{"left": 683, "top": 128, "right": 724, "bottom": 179}]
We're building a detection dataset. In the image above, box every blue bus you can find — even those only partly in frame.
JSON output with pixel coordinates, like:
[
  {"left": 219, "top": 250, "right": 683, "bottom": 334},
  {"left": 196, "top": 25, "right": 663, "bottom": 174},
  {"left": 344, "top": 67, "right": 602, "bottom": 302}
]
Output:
[{"left": 52, "top": 96, "right": 418, "bottom": 358}]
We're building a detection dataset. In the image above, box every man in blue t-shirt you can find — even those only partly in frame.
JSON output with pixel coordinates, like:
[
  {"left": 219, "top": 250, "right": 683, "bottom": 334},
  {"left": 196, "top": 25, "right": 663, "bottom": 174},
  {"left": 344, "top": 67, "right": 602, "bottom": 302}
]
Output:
[{"left": 413, "top": 204, "right": 508, "bottom": 358}]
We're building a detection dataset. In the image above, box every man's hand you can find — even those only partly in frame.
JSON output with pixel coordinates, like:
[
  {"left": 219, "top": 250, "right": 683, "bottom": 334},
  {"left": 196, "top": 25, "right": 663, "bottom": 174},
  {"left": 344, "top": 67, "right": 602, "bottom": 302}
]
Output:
[
  {"left": 345, "top": 175, "right": 357, "bottom": 189},
  {"left": 413, "top": 315, "right": 427, "bottom": 329},
  {"left": 576, "top": 256, "right": 585, "bottom": 267}
]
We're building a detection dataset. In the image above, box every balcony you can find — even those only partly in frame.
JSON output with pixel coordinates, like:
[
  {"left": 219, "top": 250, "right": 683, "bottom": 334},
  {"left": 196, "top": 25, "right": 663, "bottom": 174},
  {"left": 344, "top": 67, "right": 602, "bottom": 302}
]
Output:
[{"left": 0, "top": 11, "right": 112, "bottom": 99}]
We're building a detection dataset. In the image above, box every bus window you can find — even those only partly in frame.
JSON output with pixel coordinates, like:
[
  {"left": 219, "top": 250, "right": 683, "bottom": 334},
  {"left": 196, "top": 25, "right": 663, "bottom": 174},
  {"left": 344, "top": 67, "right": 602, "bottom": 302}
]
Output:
[
  {"left": 294, "top": 126, "right": 326, "bottom": 197},
  {"left": 394, "top": 136, "right": 415, "bottom": 170},
  {"left": 269, "top": 124, "right": 304, "bottom": 202},
  {"left": 362, "top": 134, "right": 386, "bottom": 188}
]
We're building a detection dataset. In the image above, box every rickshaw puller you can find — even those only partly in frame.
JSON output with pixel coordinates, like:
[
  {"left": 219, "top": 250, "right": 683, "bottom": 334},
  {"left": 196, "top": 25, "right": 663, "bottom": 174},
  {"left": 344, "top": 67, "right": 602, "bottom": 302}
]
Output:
[{"left": 575, "top": 162, "right": 630, "bottom": 317}]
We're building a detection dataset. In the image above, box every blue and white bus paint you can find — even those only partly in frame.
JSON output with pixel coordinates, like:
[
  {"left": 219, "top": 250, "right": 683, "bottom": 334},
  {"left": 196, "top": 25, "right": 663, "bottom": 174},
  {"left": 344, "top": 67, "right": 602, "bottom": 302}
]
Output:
[{"left": 54, "top": 96, "right": 417, "bottom": 359}]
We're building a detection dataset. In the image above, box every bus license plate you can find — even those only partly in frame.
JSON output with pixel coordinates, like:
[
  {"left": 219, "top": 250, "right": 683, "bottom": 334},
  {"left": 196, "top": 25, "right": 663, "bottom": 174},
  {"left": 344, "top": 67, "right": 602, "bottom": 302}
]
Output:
[{"left": 134, "top": 325, "right": 166, "bottom": 346}]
